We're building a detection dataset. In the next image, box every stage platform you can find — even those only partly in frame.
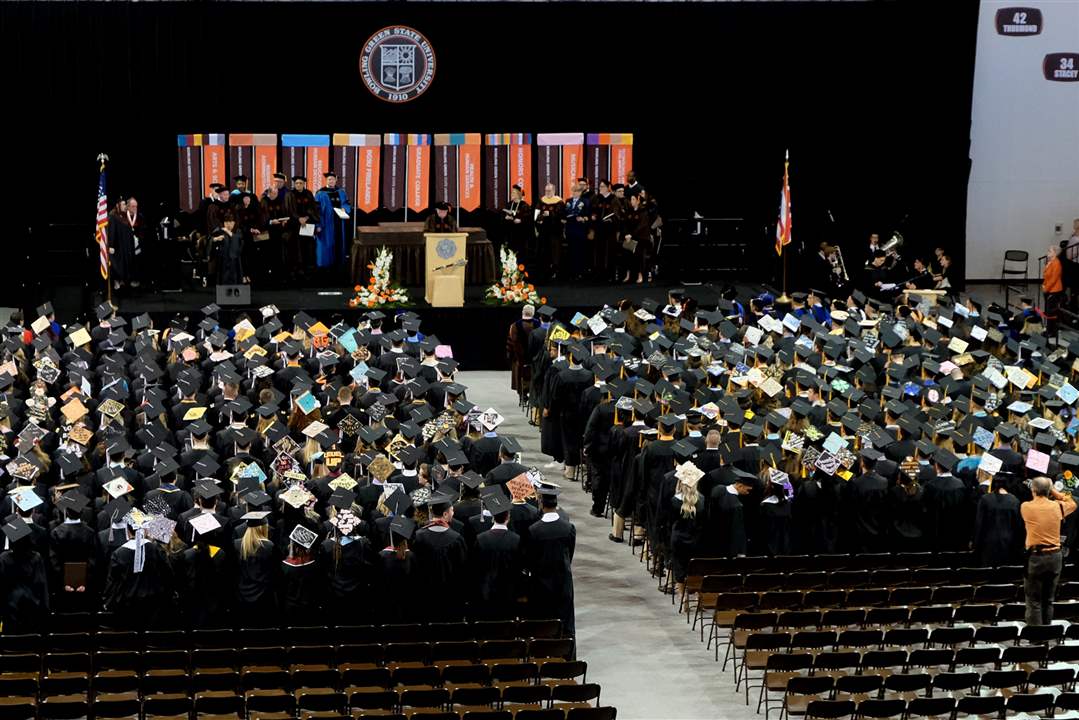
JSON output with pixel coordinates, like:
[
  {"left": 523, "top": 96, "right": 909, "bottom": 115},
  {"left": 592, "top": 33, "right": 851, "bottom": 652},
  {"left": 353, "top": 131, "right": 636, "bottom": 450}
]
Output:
[{"left": 104, "top": 279, "right": 768, "bottom": 371}]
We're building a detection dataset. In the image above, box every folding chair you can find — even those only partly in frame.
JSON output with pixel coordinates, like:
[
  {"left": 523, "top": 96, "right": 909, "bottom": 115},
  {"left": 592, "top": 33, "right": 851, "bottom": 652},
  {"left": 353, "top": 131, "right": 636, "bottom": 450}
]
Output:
[
  {"left": 0, "top": 697, "right": 36, "bottom": 720},
  {"left": 141, "top": 694, "right": 193, "bottom": 719},
  {"left": 735, "top": 632, "right": 791, "bottom": 691},
  {"left": 757, "top": 653, "right": 813, "bottom": 715},
  {"left": 721, "top": 612, "right": 779, "bottom": 668},
  {"left": 804, "top": 699, "right": 855, "bottom": 720},
  {"left": 904, "top": 697, "right": 954, "bottom": 719},
  {"left": 550, "top": 683, "right": 601, "bottom": 709},
  {"left": 778, "top": 675, "right": 833, "bottom": 720},
  {"left": 564, "top": 708, "right": 617, "bottom": 720},
  {"left": 833, "top": 674, "right": 883, "bottom": 703},
  {"left": 882, "top": 673, "right": 930, "bottom": 701},
  {"left": 856, "top": 699, "right": 905, "bottom": 720},
  {"left": 1004, "top": 693, "right": 1054, "bottom": 717}
]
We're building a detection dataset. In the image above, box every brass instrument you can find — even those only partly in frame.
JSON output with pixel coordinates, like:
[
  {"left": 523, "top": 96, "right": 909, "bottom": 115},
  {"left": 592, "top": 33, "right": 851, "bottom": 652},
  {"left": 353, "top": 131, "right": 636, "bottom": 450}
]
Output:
[
  {"left": 881, "top": 231, "right": 904, "bottom": 257},
  {"left": 831, "top": 245, "right": 850, "bottom": 283}
]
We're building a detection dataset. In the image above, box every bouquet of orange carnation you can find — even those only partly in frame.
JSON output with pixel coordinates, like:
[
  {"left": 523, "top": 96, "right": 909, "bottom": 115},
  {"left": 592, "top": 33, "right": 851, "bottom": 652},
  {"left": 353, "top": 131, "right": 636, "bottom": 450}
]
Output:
[
  {"left": 348, "top": 246, "right": 410, "bottom": 308},
  {"left": 485, "top": 247, "right": 542, "bottom": 306}
]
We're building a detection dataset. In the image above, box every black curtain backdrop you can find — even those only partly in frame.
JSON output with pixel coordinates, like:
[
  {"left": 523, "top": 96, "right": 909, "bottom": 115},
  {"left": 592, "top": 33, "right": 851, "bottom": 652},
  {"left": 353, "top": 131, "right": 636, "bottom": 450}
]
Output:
[{"left": 1, "top": 0, "right": 977, "bottom": 299}]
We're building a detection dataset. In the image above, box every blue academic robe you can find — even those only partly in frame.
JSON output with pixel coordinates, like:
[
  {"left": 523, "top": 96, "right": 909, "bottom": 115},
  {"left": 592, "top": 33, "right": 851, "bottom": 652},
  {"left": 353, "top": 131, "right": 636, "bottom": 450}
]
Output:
[{"left": 316, "top": 188, "right": 352, "bottom": 267}]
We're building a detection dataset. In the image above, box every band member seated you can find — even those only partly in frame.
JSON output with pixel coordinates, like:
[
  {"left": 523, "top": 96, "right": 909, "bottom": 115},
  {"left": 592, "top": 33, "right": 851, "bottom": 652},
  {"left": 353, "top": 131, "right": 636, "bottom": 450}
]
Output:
[
  {"left": 424, "top": 201, "right": 458, "bottom": 233},
  {"left": 904, "top": 257, "right": 935, "bottom": 290}
]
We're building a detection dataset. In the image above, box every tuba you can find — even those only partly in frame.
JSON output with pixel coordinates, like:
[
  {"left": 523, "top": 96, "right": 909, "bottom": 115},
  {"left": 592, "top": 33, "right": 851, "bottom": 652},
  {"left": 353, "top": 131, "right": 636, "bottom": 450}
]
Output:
[{"left": 881, "top": 231, "right": 904, "bottom": 257}]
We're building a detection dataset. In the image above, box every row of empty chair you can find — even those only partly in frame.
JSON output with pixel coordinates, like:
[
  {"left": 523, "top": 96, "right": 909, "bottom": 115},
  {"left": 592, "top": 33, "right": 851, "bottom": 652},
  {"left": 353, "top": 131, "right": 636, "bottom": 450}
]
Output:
[{"left": 782, "top": 692, "right": 1078, "bottom": 720}]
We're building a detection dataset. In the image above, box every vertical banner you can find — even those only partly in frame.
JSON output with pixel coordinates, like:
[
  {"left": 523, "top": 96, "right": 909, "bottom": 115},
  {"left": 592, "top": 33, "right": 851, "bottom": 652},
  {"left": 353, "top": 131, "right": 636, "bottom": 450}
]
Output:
[
  {"left": 333, "top": 134, "right": 380, "bottom": 209},
  {"left": 562, "top": 143, "right": 583, "bottom": 199},
  {"left": 610, "top": 133, "right": 634, "bottom": 185},
  {"left": 406, "top": 134, "right": 431, "bottom": 213},
  {"left": 382, "top": 134, "right": 405, "bottom": 212},
  {"left": 483, "top": 138, "right": 508, "bottom": 211},
  {"left": 538, "top": 133, "right": 584, "bottom": 198},
  {"left": 201, "top": 134, "right": 227, "bottom": 195},
  {"left": 433, "top": 133, "right": 482, "bottom": 209},
  {"left": 537, "top": 144, "right": 558, "bottom": 194},
  {"left": 228, "top": 134, "right": 277, "bottom": 195},
  {"left": 459, "top": 134, "right": 482, "bottom": 212},
  {"left": 282, "top": 135, "right": 329, "bottom": 190},
  {"left": 176, "top": 135, "right": 203, "bottom": 213},
  {"left": 509, "top": 134, "right": 532, "bottom": 202},
  {"left": 585, "top": 134, "right": 611, "bottom": 190},
  {"left": 433, "top": 135, "right": 458, "bottom": 205}
]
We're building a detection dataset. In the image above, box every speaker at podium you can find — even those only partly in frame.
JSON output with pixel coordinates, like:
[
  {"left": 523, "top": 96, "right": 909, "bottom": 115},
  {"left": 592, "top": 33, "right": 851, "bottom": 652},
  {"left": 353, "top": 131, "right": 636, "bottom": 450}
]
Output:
[{"left": 425, "top": 233, "right": 468, "bottom": 307}]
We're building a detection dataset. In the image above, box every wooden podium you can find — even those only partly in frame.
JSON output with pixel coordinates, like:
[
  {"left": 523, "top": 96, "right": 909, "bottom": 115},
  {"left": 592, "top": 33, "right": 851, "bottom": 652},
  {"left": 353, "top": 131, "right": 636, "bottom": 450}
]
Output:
[{"left": 424, "top": 233, "right": 468, "bottom": 307}]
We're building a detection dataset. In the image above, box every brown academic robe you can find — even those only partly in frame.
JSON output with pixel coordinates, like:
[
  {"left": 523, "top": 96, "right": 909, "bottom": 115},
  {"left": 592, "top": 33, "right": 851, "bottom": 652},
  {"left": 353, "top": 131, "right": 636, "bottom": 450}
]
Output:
[{"left": 535, "top": 197, "right": 565, "bottom": 276}]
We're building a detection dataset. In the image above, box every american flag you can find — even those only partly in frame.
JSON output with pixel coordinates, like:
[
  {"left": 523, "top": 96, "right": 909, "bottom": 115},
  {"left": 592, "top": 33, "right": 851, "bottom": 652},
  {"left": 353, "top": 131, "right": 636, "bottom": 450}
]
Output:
[
  {"left": 96, "top": 155, "right": 109, "bottom": 280},
  {"left": 775, "top": 150, "right": 792, "bottom": 256}
]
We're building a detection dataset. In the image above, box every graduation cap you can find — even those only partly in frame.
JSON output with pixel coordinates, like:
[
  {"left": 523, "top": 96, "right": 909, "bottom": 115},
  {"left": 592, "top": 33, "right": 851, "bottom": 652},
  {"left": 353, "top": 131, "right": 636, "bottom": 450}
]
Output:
[
  {"left": 329, "top": 488, "right": 357, "bottom": 510},
  {"left": 672, "top": 439, "right": 698, "bottom": 461},
  {"left": 2, "top": 515, "right": 31, "bottom": 544},
  {"left": 933, "top": 447, "right": 959, "bottom": 471},
  {"left": 193, "top": 456, "right": 221, "bottom": 479},
  {"left": 500, "top": 436, "right": 522, "bottom": 455},
  {"left": 460, "top": 471, "right": 484, "bottom": 491},
  {"left": 57, "top": 491, "right": 89, "bottom": 514},
  {"left": 427, "top": 488, "right": 458, "bottom": 510},
  {"left": 389, "top": 515, "right": 416, "bottom": 540},
  {"left": 194, "top": 481, "right": 224, "bottom": 501},
  {"left": 241, "top": 510, "right": 270, "bottom": 527},
  {"left": 398, "top": 445, "right": 425, "bottom": 466}
]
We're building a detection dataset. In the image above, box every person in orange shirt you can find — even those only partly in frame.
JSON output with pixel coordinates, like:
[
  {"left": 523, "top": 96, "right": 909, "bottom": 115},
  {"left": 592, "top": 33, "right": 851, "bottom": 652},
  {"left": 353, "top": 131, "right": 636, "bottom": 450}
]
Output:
[
  {"left": 1043, "top": 245, "right": 1065, "bottom": 338},
  {"left": 1021, "top": 476, "right": 1076, "bottom": 625}
]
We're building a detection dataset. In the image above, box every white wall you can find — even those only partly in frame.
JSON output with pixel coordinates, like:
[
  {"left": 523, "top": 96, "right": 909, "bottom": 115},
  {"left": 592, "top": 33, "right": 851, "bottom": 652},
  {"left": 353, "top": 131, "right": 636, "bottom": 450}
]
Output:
[{"left": 966, "top": 0, "right": 1079, "bottom": 279}]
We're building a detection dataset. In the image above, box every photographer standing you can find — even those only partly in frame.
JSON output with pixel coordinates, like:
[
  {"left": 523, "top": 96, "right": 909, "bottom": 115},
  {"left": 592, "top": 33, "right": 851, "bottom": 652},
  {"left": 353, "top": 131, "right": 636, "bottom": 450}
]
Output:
[{"left": 1022, "top": 476, "right": 1076, "bottom": 625}]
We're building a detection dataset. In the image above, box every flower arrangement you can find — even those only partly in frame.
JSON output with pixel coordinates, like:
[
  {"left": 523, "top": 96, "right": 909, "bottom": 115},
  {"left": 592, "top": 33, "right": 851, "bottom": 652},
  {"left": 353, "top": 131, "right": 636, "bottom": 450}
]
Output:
[
  {"left": 485, "top": 247, "right": 545, "bottom": 306},
  {"left": 349, "top": 246, "right": 410, "bottom": 308}
]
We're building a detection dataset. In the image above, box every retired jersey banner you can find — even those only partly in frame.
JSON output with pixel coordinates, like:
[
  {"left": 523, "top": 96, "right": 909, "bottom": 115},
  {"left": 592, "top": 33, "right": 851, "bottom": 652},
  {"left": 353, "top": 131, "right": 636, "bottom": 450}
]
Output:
[
  {"left": 406, "top": 134, "right": 431, "bottom": 213},
  {"left": 228, "top": 134, "right": 277, "bottom": 196},
  {"left": 333, "top": 135, "right": 381, "bottom": 214},
  {"left": 382, "top": 134, "right": 405, "bottom": 212},
  {"left": 176, "top": 135, "right": 204, "bottom": 213}
]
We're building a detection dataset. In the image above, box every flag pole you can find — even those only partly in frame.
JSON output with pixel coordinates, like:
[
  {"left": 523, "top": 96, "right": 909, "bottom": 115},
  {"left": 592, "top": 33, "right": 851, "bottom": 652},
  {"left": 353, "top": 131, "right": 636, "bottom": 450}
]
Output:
[
  {"left": 777, "top": 149, "right": 791, "bottom": 304},
  {"left": 97, "top": 153, "right": 112, "bottom": 307}
]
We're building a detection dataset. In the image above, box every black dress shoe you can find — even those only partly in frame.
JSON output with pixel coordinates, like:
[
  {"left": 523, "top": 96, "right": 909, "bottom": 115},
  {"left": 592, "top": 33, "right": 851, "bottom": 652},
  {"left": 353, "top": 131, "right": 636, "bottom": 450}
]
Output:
[
  {"left": 608, "top": 534, "right": 624, "bottom": 543},
  {"left": 589, "top": 510, "right": 604, "bottom": 519}
]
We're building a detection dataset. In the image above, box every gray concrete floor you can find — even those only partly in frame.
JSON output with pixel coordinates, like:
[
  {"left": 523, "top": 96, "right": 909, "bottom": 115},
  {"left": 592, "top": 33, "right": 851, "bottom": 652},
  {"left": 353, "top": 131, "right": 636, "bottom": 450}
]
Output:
[{"left": 461, "top": 371, "right": 750, "bottom": 720}]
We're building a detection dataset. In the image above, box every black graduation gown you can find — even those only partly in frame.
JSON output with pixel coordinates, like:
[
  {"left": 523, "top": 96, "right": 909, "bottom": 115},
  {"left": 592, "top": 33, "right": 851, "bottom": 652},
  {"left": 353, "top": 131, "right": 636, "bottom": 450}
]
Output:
[
  {"left": 706, "top": 485, "right": 747, "bottom": 557},
  {"left": 213, "top": 227, "right": 248, "bottom": 284},
  {"left": 0, "top": 549, "right": 50, "bottom": 633},
  {"left": 549, "top": 366, "right": 593, "bottom": 466},
  {"left": 843, "top": 473, "right": 891, "bottom": 553},
  {"left": 792, "top": 478, "right": 839, "bottom": 555},
  {"left": 412, "top": 525, "right": 468, "bottom": 621},
  {"left": 102, "top": 540, "right": 175, "bottom": 629},
  {"left": 108, "top": 211, "right": 145, "bottom": 284},
  {"left": 181, "top": 544, "right": 233, "bottom": 628},
  {"left": 889, "top": 485, "right": 928, "bottom": 552},
  {"left": 757, "top": 499, "right": 793, "bottom": 556},
  {"left": 611, "top": 424, "right": 645, "bottom": 517},
  {"left": 234, "top": 539, "right": 280, "bottom": 625},
  {"left": 471, "top": 527, "right": 522, "bottom": 620},
  {"left": 320, "top": 537, "right": 376, "bottom": 615},
  {"left": 539, "top": 361, "right": 564, "bottom": 461},
  {"left": 640, "top": 438, "right": 677, "bottom": 536},
  {"left": 669, "top": 496, "right": 706, "bottom": 582},
  {"left": 378, "top": 549, "right": 417, "bottom": 623},
  {"left": 922, "top": 474, "right": 971, "bottom": 552},
  {"left": 525, "top": 515, "right": 576, "bottom": 636},
  {"left": 49, "top": 521, "right": 97, "bottom": 608},
  {"left": 973, "top": 492, "right": 1025, "bottom": 567},
  {"left": 469, "top": 435, "right": 504, "bottom": 477},
  {"left": 281, "top": 556, "right": 323, "bottom": 614},
  {"left": 509, "top": 502, "right": 541, "bottom": 547}
]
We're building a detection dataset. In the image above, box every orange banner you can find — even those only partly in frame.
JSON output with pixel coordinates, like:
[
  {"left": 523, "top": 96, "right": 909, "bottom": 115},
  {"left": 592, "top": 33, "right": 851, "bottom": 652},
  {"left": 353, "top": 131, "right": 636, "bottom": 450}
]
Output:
[
  {"left": 202, "top": 144, "right": 226, "bottom": 193},
  {"left": 562, "top": 145, "right": 583, "bottom": 199},
  {"left": 459, "top": 144, "right": 481, "bottom": 211},
  {"left": 611, "top": 145, "right": 633, "bottom": 185},
  {"left": 255, "top": 146, "right": 277, "bottom": 196},
  {"left": 510, "top": 143, "right": 532, "bottom": 202},
  {"left": 307, "top": 147, "right": 330, "bottom": 192},
  {"left": 407, "top": 145, "right": 430, "bottom": 213},
  {"left": 356, "top": 146, "right": 381, "bottom": 213}
]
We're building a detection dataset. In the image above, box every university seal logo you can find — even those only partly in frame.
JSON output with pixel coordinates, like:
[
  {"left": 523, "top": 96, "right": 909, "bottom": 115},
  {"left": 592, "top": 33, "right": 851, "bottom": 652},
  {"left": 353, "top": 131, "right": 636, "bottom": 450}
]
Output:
[{"left": 360, "top": 26, "right": 435, "bottom": 103}]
